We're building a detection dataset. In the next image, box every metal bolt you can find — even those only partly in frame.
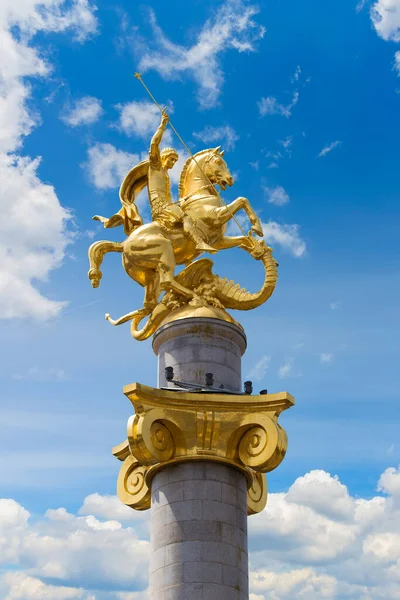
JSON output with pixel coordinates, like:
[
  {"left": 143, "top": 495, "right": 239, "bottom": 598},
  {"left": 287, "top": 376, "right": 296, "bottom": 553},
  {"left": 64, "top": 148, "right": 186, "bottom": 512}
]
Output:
[
  {"left": 244, "top": 381, "right": 253, "bottom": 395},
  {"left": 165, "top": 366, "right": 174, "bottom": 381},
  {"left": 205, "top": 372, "right": 214, "bottom": 386}
]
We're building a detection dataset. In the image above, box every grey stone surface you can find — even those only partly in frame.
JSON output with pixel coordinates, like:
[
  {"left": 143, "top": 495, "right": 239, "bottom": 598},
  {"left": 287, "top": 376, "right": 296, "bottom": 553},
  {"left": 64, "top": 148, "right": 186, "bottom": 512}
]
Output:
[
  {"left": 203, "top": 583, "right": 240, "bottom": 600},
  {"left": 152, "top": 318, "right": 246, "bottom": 392},
  {"left": 164, "top": 583, "right": 204, "bottom": 600},
  {"left": 150, "top": 462, "right": 249, "bottom": 600}
]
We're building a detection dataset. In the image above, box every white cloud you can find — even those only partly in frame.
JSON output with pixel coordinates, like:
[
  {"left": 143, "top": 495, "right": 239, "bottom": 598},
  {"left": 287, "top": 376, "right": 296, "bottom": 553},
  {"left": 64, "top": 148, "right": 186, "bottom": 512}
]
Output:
[
  {"left": 371, "top": 0, "right": 400, "bottom": 42},
  {"left": 251, "top": 568, "right": 338, "bottom": 600},
  {"left": 395, "top": 50, "right": 400, "bottom": 73},
  {"left": 0, "top": 499, "right": 29, "bottom": 563},
  {"left": 329, "top": 301, "right": 340, "bottom": 310},
  {"left": 3, "top": 467, "right": 400, "bottom": 598},
  {"left": 136, "top": 0, "right": 265, "bottom": 109},
  {"left": 249, "top": 161, "right": 259, "bottom": 171},
  {"left": 247, "top": 355, "right": 271, "bottom": 381},
  {"left": 290, "top": 65, "right": 302, "bottom": 83},
  {"left": 263, "top": 185, "right": 290, "bottom": 206},
  {"left": 320, "top": 353, "right": 333, "bottom": 364},
  {"left": 278, "top": 358, "right": 293, "bottom": 379},
  {"left": 115, "top": 101, "right": 173, "bottom": 145},
  {"left": 262, "top": 221, "right": 306, "bottom": 257},
  {"left": 278, "top": 136, "right": 293, "bottom": 151},
  {"left": 1, "top": 573, "right": 92, "bottom": 600},
  {"left": 378, "top": 465, "right": 400, "bottom": 496},
  {"left": 356, "top": 0, "right": 369, "bottom": 12},
  {"left": 79, "top": 493, "right": 146, "bottom": 525},
  {"left": 12, "top": 367, "right": 67, "bottom": 381},
  {"left": 23, "top": 508, "right": 148, "bottom": 590},
  {"left": 0, "top": 0, "right": 97, "bottom": 320},
  {"left": 318, "top": 140, "right": 342, "bottom": 157},
  {"left": 258, "top": 92, "right": 299, "bottom": 118},
  {"left": 85, "top": 143, "right": 140, "bottom": 190},
  {"left": 0, "top": 154, "right": 71, "bottom": 320},
  {"left": 193, "top": 124, "right": 239, "bottom": 150},
  {"left": 61, "top": 96, "right": 103, "bottom": 127}
]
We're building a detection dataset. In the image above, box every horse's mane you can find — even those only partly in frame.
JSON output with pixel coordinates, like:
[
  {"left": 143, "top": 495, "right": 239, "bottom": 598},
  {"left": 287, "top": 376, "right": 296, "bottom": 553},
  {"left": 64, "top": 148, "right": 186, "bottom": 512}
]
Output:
[{"left": 178, "top": 148, "right": 216, "bottom": 198}]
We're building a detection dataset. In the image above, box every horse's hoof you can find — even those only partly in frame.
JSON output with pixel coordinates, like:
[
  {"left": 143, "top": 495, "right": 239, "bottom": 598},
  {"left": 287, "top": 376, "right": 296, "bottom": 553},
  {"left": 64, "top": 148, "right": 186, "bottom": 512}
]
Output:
[{"left": 251, "top": 224, "right": 263, "bottom": 237}]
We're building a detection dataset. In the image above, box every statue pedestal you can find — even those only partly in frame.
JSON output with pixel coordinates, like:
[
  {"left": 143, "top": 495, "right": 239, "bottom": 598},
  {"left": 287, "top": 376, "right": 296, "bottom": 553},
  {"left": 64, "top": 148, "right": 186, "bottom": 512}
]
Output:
[
  {"left": 153, "top": 318, "right": 247, "bottom": 392},
  {"left": 113, "top": 319, "right": 294, "bottom": 599}
]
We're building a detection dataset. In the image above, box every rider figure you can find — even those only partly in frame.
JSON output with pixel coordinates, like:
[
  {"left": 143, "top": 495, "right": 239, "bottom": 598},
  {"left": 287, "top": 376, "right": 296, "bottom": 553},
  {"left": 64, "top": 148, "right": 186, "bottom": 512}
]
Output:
[{"left": 148, "top": 108, "right": 216, "bottom": 254}]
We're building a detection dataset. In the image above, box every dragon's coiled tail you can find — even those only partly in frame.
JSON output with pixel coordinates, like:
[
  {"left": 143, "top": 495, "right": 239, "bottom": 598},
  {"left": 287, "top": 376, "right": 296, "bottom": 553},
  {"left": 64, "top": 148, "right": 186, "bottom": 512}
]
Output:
[
  {"left": 217, "top": 246, "right": 278, "bottom": 310},
  {"left": 88, "top": 240, "right": 124, "bottom": 288}
]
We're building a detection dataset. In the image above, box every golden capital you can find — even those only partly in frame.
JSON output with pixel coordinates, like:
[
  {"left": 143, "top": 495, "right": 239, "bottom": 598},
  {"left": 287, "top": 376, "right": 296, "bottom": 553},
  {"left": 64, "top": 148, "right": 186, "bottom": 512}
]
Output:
[{"left": 113, "top": 383, "right": 294, "bottom": 515}]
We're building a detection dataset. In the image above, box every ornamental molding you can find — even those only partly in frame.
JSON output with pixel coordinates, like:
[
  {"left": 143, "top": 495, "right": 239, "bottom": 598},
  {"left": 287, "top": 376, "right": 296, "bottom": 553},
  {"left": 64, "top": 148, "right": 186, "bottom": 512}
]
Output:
[{"left": 113, "top": 383, "right": 294, "bottom": 515}]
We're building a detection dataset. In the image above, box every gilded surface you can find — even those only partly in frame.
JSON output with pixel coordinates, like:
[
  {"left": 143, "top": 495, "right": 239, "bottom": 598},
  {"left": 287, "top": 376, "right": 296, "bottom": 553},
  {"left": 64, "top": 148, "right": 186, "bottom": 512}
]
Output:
[
  {"left": 88, "top": 109, "right": 278, "bottom": 340},
  {"left": 113, "top": 383, "right": 294, "bottom": 515}
]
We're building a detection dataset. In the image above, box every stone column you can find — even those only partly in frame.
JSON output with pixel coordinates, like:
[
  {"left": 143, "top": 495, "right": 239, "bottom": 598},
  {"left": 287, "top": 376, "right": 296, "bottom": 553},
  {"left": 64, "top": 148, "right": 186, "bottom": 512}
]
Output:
[
  {"left": 113, "top": 318, "right": 294, "bottom": 600},
  {"left": 150, "top": 462, "right": 248, "bottom": 600},
  {"left": 152, "top": 318, "right": 247, "bottom": 392}
]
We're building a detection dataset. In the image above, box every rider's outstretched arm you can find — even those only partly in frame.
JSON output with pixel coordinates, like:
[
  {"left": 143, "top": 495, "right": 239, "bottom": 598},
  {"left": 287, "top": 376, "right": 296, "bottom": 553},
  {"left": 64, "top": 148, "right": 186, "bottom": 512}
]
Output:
[{"left": 150, "top": 109, "right": 169, "bottom": 168}]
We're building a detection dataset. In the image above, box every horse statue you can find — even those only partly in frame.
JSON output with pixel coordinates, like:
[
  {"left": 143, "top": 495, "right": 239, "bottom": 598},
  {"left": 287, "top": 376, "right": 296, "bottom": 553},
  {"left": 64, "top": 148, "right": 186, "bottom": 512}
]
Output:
[{"left": 88, "top": 147, "right": 278, "bottom": 340}]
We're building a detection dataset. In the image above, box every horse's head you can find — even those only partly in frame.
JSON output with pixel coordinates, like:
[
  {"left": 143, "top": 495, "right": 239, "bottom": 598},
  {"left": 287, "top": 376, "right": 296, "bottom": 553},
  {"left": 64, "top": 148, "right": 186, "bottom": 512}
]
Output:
[
  {"left": 179, "top": 147, "right": 235, "bottom": 198},
  {"left": 203, "top": 146, "right": 234, "bottom": 190}
]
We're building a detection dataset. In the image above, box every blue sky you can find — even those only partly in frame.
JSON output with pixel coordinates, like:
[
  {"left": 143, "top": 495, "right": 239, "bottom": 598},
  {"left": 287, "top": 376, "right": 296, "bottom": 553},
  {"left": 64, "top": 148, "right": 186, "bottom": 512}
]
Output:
[{"left": 1, "top": 0, "right": 400, "bottom": 598}]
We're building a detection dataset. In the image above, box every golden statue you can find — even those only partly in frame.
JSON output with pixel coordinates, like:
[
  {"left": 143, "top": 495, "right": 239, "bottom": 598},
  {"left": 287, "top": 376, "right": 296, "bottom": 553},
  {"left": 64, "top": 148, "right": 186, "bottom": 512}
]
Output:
[{"left": 88, "top": 108, "right": 278, "bottom": 340}]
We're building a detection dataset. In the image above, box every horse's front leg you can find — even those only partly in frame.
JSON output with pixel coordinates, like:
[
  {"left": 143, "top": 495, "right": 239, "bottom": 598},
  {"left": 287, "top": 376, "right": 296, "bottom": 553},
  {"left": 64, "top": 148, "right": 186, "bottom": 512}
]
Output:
[
  {"left": 213, "top": 235, "right": 253, "bottom": 251},
  {"left": 215, "top": 198, "right": 263, "bottom": 237}
]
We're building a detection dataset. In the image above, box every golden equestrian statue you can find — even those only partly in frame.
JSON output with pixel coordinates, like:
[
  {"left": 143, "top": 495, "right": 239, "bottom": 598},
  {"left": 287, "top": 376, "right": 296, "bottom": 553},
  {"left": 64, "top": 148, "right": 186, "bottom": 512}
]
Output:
[{"left": 88, "top": 96, "right": 278, "bottom": 340}]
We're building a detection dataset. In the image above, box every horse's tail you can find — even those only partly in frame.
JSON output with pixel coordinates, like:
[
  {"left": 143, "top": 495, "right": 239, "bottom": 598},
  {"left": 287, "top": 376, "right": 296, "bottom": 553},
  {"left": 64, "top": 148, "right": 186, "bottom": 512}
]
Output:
[{"left": 88, "top": 240, "right": 124, "bottom": 288}]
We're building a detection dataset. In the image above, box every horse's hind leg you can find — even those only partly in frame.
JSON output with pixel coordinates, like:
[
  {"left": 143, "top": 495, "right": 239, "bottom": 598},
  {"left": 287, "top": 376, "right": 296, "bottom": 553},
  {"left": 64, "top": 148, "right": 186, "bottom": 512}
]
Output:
[
  {"left": 144, "top": 271, "right": 160, "bottom": 310},
  {"left": 158, "top": 243, "right": 197, "bottom": 300}
]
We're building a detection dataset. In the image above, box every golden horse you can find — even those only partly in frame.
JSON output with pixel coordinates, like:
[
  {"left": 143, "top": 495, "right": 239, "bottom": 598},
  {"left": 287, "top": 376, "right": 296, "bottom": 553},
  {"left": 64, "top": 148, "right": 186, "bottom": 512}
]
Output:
[{"left": 88, "top": 147, "right": 263, "bottom": 311}]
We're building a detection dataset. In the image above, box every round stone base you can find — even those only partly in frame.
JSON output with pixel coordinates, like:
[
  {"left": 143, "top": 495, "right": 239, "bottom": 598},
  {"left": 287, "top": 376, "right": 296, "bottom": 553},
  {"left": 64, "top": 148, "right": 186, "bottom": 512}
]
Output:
[{"left": 152, "top": 318, "right": 247, "bottom": 393}]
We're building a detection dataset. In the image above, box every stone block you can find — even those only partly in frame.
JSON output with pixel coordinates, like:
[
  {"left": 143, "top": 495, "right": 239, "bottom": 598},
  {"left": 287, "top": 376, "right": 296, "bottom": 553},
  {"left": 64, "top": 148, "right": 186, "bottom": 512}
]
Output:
[
  {"left": 168, "top": 462, "right": 205, "bottom": 483},
  {"left": 151, "top": 564, "right": 184, "bottom": 591},
  {"left": 201, "top": 541, "right": 237, "bottom": 566},
  {"left": 165, "top": 541, "right": 202, "bottom": 566},
  {"left": 152, "top": 469, "right": 170, "bottom": 492},
  {"left": 202, "top": 500, "right": 237, "bottom": 526},
  {"left": 169, "top": 499, "right": 203, "bottom": 523},
  {"left": 221, "top": 566, "right": 248, "bottom": 594},
  {"left": 236, "top": 507, "right": 247, "bottom": 532},
  {"left": 184, "top": 479, "right": 222, "bottom": 501},
  {"left": 204, "top": 463, "right": 244, "bottom": 488},
  {"left": 203, "top": 583, "right": 239, "bottom": 600},
  {"left": 237, "top": 549, "right": 248, "bottom": 572},
  {"left": 222, "top": 564, "right": 240, "bottom": 589},
  {"left": 154, "top": 520, "right": 223, "bottom": 550},
  {"left": 221, "top": 483, "right": 238, "bottom": 505},
  {"left": 153, "top": 481, "right": 184, "bottom": 507},
  {"left": 235, "top": 527, "right": 248, "bottom": 553},
  {"left": 164, "top": 583, "right": 203, "bottom": 600},
  {"left": 183, "top": 561, "right": 222, "bottom": 585},
  {"left": 149, "top": 546, "right": 165, "bottom": 573}
]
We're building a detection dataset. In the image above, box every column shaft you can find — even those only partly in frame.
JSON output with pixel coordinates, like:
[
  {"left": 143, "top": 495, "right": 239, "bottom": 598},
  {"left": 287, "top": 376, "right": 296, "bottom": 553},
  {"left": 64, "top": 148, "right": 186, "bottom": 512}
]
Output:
[{"left": 150, "top": 462, "right": 249, "bottom": 600}]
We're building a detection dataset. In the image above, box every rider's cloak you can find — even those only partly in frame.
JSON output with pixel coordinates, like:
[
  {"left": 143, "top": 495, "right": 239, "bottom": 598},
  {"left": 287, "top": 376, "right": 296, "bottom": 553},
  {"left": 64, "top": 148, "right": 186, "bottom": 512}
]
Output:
[{"left": 92, "top": 159, "right": 149, "bottom": 236}]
